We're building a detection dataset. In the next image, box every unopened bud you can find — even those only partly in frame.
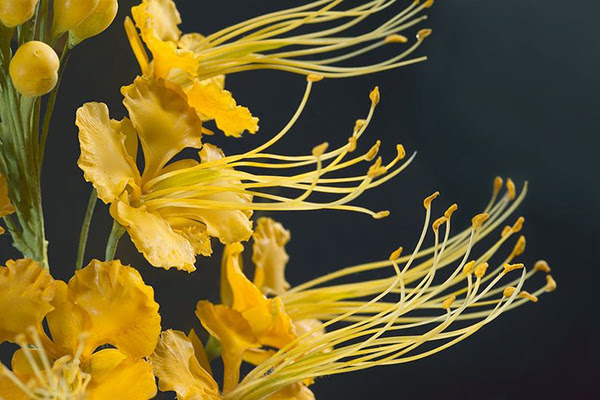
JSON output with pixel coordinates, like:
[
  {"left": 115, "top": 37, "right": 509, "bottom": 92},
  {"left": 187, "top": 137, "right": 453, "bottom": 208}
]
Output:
[
  {"left": 10, "top": 41, "right": 60, "bottom": 97},
  {"left": 69, "top": 0, "right": 118, "bottom": 46},
  {"left": 52, "top": 0, "right": 100, "bottom": 36},
  {"left": 0, "top": 0, "right": 38, "bottom": 27}
]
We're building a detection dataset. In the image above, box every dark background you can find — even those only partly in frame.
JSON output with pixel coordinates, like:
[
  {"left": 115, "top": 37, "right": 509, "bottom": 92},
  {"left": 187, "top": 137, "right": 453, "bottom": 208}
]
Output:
[{"left": 2, "top": 0, "right": 599, "bottom": 398}]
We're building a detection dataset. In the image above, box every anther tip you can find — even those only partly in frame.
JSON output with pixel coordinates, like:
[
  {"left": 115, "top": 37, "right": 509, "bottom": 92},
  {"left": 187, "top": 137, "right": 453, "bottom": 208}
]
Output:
[
  {"left": 503, "top": 286, "right": 516, "bottom": 298},
  {"left": 417, "top": 29, "right": 433, "bottom": 41},
  {"left": 389, "top": 246, "right": 403, "bottom": 261},
  {"left": 519, "top": 291, "right": 539, "bottom": 303},
  {"left": 307, "top": 74, "right": 324, "bottom": 82},
  {"left": 347, "top": 136, "right": 357, "bottom": 152},
  {"left": 511, "top": 236, "right": 526, "bottom": 257},
  {"left": 432, "top": 216, "right": 447, "bottom": 232},
  {"left": 423, "top": 191, "right": 440, "bottom": 209},
  {"left": 534, "top": 260, "right": 551, "bottom": 273},
  {"left": 396, "top": 144, "right": 406, "bottom": 160},
  {"left": 512, "top": 216, "right": 525, "bottom": 233},
  {"left": 312, "top": 142, "right": 329, "bottom": 157},
  {"left": 370, "top": 87, "right": 380, "bottom": 105},
  {"left": 442, "top": 295, "right": 456, "bottom": 309},
  {"left": 444, "top": 203, "right": 458, "bottom": 219},
  {"left": 374, "top": 210, "right": 390, "bottom": 219},
  {"left": 503, "top": 263, "right": 524, "bottom": 274},
  {"left": 545, "top": 275, "right": 557, "bottom": 292},
  {"left": 471, "top": 213, "right": 489, "bottom": 229},
  {"left": 506, "top": 178, "right": 516, "bottom": 201},
  {"left": 384, "top": 34, "right": 408, "bottom": 44},
  {"left": 463, "top": 260, "right": 475, "bottom": 275},
  {"left": 474, "top": 262, "right": 489, "bottom": 278},
  {"left": 493, "top": 176, "right": 504, "bottom": 194},
  {"left": 365, "top": 141, "right": 381, "bottom": 161}
]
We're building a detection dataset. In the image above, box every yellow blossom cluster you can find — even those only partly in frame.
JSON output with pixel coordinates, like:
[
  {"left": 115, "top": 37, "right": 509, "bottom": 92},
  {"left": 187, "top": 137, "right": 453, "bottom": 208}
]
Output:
[{"left": 0, "top": 0, "right": 555, "bottom": 399}]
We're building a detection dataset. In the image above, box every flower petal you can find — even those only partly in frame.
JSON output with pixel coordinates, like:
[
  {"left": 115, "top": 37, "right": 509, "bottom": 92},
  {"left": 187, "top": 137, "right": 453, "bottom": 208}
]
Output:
[
  {"left": 0, "top": 259, "right": 55, "bottom": 344},
  {"left": 252, "top": 217, "right": 291, "bottom": 296},
  {"left": 144, "top": 0, "right": 181, "bottom": 42},
  {"left": 45, "top": 280, "right": 90, "bottom": 356},
  {"left": 132, "top": 1, "right": 198, "bottom": 78},
  {"left": 68, "top": 260, "right": 161, "bottom": 358},
  {"left": 76, "top": 102, "right": 141, "bottom": 203},
  {"left": 85, "top": 348, "right": 157, "bottom": 400},
  {"left": 151, "top": 329, "right": 220, "bottom": 400},
  {"left": 222, "top": 243, "right": 296, "bottom": 349},
  {"left": 185, "top": 79, "right": 259, "bottom": 137},
  {"left": 111, "top": 198, "right": 197, "bottom": 271},
  {"left": 122, "top": 76, "right": 203, "bottom": 180},
  {"left": 196, "top": 301, "right": 259, "bottom": 393}
]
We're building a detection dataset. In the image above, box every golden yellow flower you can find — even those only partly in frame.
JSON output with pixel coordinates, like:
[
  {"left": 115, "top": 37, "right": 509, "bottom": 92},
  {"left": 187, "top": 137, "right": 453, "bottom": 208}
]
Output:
[
  {"left": 0, "top": 259, "right": 160, "bottom": 399},
  {"left": 124, "top": 0, "right": 435, "bottom": 137},
  {"left": 152, "top": 179, "right": 555, "bottom": 400},
  {"left": 151, "top": 329, "right": 315, "bottom": 400},
  {"left": 77, "top": 72, "right": 409, "bottom": 271},
  {"left": 0, "top": 173, "right": 15, "bottom": 235}
]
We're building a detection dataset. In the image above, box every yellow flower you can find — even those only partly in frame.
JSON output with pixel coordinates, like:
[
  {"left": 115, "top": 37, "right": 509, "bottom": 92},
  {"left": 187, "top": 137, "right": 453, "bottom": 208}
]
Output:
[
  {"left": 153, "top": 179, "right": 555, "bottom": 400},
  {"left": 77, "top": 72, "right": 409, "bottom": 271},
  {"left": 0, "top": 259, "right": 160, "bottom": 399},
  {"left": 227, "top": 180, "right": 556, "bottom": 400},
  {"left": 124, "top": 0, "right": 258, "bottom": 137},
  {"left": 0, "top": 173, "right": 15, "bottom": 234},
  {"left": 124, "top": 0, "right": 435, "bottom": 137},
  {"left": 151, "top": 329, "right": 315, "bottom": 400}
]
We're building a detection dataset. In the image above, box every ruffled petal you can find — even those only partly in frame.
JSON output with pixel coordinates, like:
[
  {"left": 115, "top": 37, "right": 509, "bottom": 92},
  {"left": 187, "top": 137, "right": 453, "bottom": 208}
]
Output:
[
  {"left": 144, "top": 0, "right": 181, "bottom": 41},
  {"left": 45, "top": 281, "right": 90, "bottom": 356},
  {"left": 185, "top": 79, "right": 259, "bottom": 137},
  {"left": 67, "top": 260, "right": 161, "bottom": 358},
  {"left": 132, "top": 1, "right": 198, "bottom": 78},
  {"left": 110, "top": 198, "right": 196, "bottom": 271},
  {"left": 151, "top": 330, "right": 220, "bottom": 399},
  {"left": 252, "top": 217, "right": 291, "bottom": 296},
  {"left": 76, "top": 102, "right": 141, "bottom": 204},
  {"left": 221, "top": 244, "right": 296, "bottom": 349},
  {"left": 0, "top": 259, "right": 55, "bottom": 344},
  {"left": 85, "top": 349, "right": 157, "bottom": 400},
  {"left": 122, "top": 76, "right": 203, "bottom": 180},
  {"left": 196, "top": 301, "right": 259, "bottom": 393}
]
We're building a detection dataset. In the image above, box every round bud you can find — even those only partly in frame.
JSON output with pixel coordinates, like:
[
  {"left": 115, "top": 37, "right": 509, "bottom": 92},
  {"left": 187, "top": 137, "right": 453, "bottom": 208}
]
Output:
[
  {"left": 52, "top": 0, "right": 100, "bottom": 37},
  {"left": 9, "top": 41, "right": 60, "bottom": 97},
  {"left": 0, "top": 0, "right": 39, "bottom": 28},
  {"left": 69, "top": 0, "right": 118, "bottom": 46}
]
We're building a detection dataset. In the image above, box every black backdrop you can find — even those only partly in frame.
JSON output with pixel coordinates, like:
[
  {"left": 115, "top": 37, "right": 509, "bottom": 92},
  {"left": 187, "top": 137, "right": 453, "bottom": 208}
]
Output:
[{"left": 1, "top": 0, "right": 599, "bottom": 399}]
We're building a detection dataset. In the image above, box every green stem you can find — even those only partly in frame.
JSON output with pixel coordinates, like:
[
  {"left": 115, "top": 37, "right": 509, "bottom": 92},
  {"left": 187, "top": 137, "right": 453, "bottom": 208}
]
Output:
[
  {"left": 75, "top": 188, "right": 97, "bottom": 270},
  {"left": 105, "top": 220, "right": 125, "bottom": 261},
  {"left": 38, "top": 43, "right": 70, "bottom": 168}
]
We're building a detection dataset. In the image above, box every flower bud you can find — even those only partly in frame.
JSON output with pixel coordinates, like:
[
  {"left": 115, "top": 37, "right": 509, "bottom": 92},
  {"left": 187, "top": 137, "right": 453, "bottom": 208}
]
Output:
[
  {"left": 52, "top": 0, "right": 100, "bottom": 37},
  {"left": 69, "top": 0, "right": 118, "bottom": 46},
  {"left": 0, "top": 0, "right": 39, "bottom": 28},
  {"left": 9, "top": 41, "right": 60, "bottom": 97}
]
